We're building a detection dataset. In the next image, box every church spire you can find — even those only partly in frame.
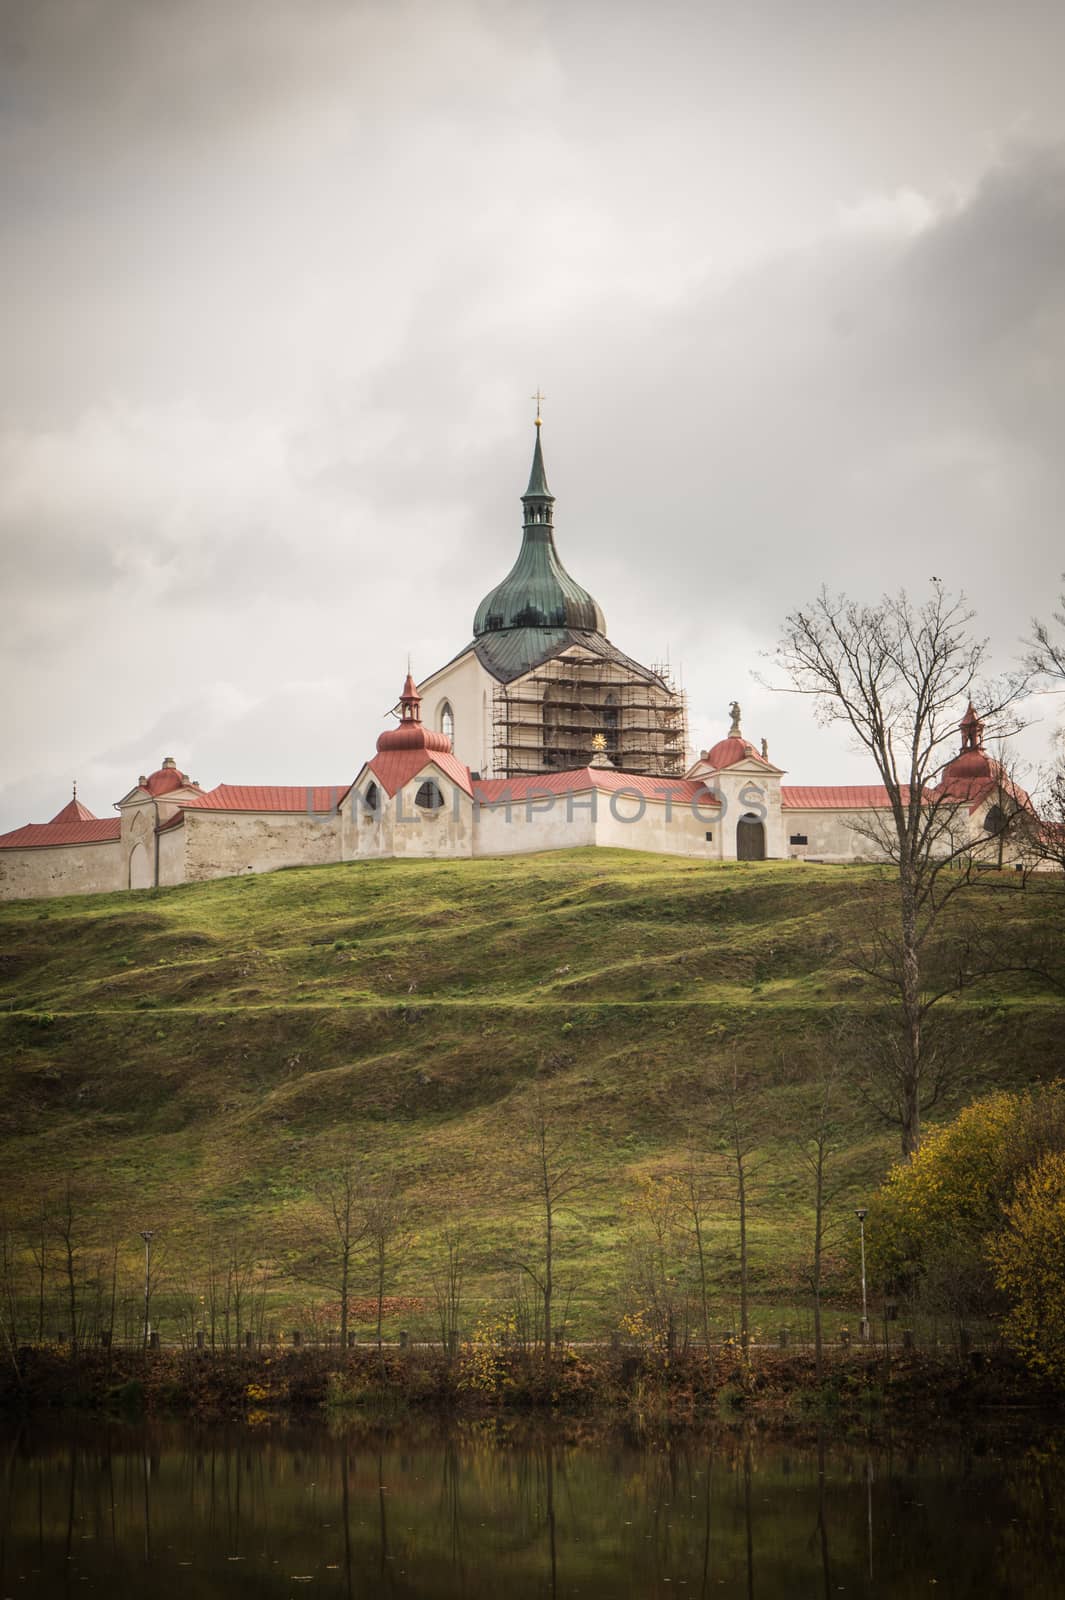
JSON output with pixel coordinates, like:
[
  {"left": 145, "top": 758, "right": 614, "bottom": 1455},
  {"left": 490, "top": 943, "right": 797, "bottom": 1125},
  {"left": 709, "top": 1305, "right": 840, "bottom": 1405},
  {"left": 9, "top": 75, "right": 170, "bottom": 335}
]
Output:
[
  {"left": 522, "top": 412, "right": 554, "bottom": 515},
  {"left": 472, "top": 411, "right": 605, "bottom": 639}
]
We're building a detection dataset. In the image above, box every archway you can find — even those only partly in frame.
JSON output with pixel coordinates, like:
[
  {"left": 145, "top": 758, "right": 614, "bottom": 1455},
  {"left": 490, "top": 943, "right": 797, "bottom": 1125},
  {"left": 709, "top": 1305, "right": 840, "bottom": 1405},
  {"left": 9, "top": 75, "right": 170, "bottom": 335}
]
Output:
[
  {"left": 736, "top": 814, "right": 766, "bottom": 861},
  {"left": 129, "top": 841, "right": 151, "bottom": 889}
]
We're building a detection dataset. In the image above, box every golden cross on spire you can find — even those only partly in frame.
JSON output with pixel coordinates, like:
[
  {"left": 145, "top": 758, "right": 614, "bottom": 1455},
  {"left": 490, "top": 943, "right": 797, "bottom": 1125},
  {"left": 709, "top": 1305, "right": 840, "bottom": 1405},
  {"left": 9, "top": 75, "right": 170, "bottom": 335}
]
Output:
[{"left": 532, "top": 388, "right": 545, "bottom": 426}]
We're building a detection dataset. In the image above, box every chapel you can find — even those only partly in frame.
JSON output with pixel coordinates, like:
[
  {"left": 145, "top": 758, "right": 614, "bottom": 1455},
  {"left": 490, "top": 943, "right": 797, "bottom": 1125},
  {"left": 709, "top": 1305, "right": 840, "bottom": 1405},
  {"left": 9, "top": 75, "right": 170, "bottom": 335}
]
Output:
[{"left": 0, "top": 421, "right": 1037, "bottom": 898}]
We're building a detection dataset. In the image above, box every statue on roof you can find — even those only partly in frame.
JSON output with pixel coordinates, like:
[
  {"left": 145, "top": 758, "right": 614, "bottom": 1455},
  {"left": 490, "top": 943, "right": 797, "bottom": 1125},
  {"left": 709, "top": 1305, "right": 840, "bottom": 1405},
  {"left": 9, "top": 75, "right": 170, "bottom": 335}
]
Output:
[{"left": 729, "top": 701, "right": 742, "bottom": 736}]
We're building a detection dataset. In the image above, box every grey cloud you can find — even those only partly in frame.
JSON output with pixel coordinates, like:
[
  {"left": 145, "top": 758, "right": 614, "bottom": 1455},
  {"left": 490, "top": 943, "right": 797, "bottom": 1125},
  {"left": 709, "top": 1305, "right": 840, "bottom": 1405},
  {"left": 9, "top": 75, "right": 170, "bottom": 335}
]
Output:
[{"left": 4, "top": 2, "right": 1065, "bottom": 829}]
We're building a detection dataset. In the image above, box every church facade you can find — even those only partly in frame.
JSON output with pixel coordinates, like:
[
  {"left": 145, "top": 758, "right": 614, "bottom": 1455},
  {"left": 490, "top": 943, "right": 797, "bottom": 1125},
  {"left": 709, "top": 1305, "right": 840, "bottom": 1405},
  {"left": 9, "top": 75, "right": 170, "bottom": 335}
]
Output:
[{"left": 0, "top": 423, "right": 1033, "bottom": 900}]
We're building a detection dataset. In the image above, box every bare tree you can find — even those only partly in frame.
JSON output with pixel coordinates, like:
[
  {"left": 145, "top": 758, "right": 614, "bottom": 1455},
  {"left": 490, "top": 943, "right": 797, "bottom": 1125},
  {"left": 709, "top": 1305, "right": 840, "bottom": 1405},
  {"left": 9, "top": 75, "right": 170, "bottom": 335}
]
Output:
[
  {"left": 28, "top": 1200, "right": 47, "bottom": 1344},
  {"left": 429, "top": 1223, "right": 467, "bottom": 1358},
  {"left": 721, "top": 1063, "right": 761, "bottom": 1353},
  {"left": 52, "top": 1184, "right": 89, "bottom": 1352},
  {"left": 299, "top": 1163, "right": 370, "bottom": 1351},
  {"left": 797, "top": 1054, "right": 848, "bottom": 1381},
  {"left": 0, "top": 1222, "right": 23, "bottom": 1366},
  {"left": 623, "top": 1173, "right": 689, "bottom": 1354},
  {"left": 681, "top": 1144, "right": 715, "bottom": 1355},
  {"left": 773, "top": 583, "right": 1026, "bottom": 1154},
  {"left": 364, "top": 1177, "right": 412, "bottom": 1352},
  {"left": 1030, "top": 578, "right": 1065, "bottom": 682},
  {"left": 508, "top": 1088, "right": 585, "bottom": 1366}
]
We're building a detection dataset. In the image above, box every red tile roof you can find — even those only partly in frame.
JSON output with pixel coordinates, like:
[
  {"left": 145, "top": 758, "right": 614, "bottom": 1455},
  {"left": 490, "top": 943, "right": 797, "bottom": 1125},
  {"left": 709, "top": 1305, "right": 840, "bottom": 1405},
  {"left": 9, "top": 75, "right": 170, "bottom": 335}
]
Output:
[
  {"left": 781, "top": 785, "right": 911, "bottom": 810},
  {"left": 50, "top": 796, "right": 98, "bottom": 823},
  {"left": 183, "top": 785, "right": 346, "bottom": 813},
  {"left": 0, "top": 818, "right": 121, "bottom": 850},
  {"left": 704, "top": 735, "right": 769, "bottom": 771},
  {"left": 367, "top": 749, "right": 474, "bottom": 798}
]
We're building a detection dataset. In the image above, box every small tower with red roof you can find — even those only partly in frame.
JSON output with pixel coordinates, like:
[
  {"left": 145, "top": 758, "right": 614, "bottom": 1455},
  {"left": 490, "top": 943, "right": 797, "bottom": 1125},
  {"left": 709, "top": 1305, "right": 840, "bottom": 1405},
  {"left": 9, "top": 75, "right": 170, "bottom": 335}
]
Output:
[{"left": 341, "top": 669, "right": 475, "bottom": 862}]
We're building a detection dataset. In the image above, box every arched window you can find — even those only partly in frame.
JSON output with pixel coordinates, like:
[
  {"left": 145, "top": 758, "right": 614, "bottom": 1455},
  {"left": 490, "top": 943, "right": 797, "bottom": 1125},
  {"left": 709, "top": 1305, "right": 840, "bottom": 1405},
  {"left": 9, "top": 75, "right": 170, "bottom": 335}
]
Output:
[
  {"left": 362, "top": 781, "right": 380, "bottom": 820},
  {"left": 415, "top": 779, "right": 444, "bottom": 811},
  {"left": 984, "top": 803, "right": 1008, "bottom": 837},
  {"left": 603, "top": 691, "right": 619, "bottom": 754},
  {"left": 440, "top": 702, "right": 455, "bottom": 743}
]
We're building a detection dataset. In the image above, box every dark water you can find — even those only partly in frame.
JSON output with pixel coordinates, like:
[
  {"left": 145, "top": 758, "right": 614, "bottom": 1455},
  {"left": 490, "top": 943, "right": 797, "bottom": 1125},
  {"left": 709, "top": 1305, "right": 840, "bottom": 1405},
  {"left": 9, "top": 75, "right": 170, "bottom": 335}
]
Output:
[{"left": 2, "top": 1417, "right": 1064, "bottom": 1598}]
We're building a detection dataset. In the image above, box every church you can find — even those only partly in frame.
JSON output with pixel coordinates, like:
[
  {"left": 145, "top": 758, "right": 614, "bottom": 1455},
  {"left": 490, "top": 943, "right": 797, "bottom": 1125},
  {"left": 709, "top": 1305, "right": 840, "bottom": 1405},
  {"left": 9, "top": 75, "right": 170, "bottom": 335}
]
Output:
[{"left": 0, "top": 419, "right": 1028, "bottom": 900}]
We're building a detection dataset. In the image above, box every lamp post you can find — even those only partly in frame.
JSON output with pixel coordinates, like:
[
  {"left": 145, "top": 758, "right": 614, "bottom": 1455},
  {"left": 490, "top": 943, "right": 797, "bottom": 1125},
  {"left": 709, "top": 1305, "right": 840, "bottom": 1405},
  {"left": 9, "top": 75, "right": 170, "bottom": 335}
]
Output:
[
  {"left": 140, "top": 1230, "right": 154, "bottom": 1351},
  {"left": 855, "top": 1209, "right": 870, "bottom": 1341}
]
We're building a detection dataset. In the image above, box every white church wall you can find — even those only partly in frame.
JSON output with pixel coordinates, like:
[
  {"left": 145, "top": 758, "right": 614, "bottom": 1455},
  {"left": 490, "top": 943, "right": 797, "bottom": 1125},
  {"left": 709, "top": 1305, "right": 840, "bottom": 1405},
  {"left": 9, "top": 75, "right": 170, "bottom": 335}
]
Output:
[
  {"left": 387, "top": 783, "right": 475, "bottom": 859},
  {"left": 472, "top": 789, "right": 598, "bottom": 856},
  {"left": 782, "top": 809, "right": 885, "bottom": 861},
  {"left": 157, "top": 824, "right": 187, "bottom": 886},
  {"left": 593, "top": 790, "right": 723, "bottom": 858},
  {"left": 418, "top": 650, "right": 496, "bottom": 777},
  {"left": 182, "top": 810, "right": 341, "bottom": 882},
  {"left": 0, "top": 840, "right": 124, "bottom": 900},
  {"left": 711, "top": 768, "right": 784, "bottom": 860},
  {"left": 342, "top": 768, "right": 475, "bottom": 861}
]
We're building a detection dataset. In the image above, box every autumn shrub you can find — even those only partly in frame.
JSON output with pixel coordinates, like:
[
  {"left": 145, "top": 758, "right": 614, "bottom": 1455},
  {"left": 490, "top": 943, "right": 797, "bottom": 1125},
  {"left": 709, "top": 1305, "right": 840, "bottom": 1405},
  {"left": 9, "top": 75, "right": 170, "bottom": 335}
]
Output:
[
  {"left": 866, "top": 1084, "right": 1065, "bottom": 1320},
  {"left": 990, "top": 1150, "right": 1065, "bottom": 1383}
]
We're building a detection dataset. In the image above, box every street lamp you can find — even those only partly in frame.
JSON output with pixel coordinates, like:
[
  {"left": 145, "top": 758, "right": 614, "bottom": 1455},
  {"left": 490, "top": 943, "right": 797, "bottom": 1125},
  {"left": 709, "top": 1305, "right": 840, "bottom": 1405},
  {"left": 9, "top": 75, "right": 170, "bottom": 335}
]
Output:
[
  {"left": 140, "top": 1230, "right": 154, "bottom": 1351},
  {"left": 855, "top": 1209, "right": 870, "bottom": 1341}
]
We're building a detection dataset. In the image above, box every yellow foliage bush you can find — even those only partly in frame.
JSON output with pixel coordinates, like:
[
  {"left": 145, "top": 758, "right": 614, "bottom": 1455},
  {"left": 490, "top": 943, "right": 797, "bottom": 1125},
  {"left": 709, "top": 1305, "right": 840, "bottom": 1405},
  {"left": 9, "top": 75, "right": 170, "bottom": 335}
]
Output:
[
  {"left": 866, "top": 1084, "right": 1065, "bottom": 1320},
  {"left": 990, "top": 1151, "right": 1065, "bottom": 1383}
]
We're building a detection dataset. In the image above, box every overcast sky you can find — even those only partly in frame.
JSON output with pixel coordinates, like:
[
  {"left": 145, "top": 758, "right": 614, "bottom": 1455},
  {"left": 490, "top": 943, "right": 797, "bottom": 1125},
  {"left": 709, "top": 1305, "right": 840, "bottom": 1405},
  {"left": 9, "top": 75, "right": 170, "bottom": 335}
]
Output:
[{"left": 3, "top": 0, "right": 1064, "bottom": 828}]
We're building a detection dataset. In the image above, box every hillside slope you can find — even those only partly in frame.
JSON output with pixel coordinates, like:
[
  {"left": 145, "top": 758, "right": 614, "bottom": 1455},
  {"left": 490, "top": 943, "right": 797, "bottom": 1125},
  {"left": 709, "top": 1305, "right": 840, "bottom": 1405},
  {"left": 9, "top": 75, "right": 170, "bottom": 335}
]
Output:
[{"left": 1, "top": 850, "right": 1061, "bottom": 1335}]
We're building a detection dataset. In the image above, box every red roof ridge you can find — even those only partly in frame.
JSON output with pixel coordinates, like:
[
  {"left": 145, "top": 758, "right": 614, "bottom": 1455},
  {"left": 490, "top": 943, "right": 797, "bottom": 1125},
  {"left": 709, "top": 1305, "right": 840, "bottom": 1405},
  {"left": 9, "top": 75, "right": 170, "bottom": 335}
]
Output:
[{"left": 50, "top": 795, "right": 97, "bottom": 824}]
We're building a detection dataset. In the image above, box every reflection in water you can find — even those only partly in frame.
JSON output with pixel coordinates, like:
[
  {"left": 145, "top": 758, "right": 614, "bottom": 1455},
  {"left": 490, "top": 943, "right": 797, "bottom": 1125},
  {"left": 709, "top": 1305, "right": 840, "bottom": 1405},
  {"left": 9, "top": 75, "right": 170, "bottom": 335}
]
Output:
[{"left": 0, "top": 1417, "right": 1063, "bottom": 1597}]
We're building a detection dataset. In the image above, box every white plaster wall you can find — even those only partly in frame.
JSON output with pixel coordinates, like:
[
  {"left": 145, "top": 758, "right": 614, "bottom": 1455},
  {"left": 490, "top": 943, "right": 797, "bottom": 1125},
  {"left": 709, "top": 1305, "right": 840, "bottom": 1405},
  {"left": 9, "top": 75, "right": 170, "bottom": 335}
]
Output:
[
  {"left": 713, "top": 768, "right": 784, "bottom": 859},
  {"left": 472, "top": 790, "right": 598, "bottom": 856},
  {"left": 157, "top": 825, "right": 187, "bottom": 886},
  {"left": 388, "top": 783, "right": 475, "bottom": 859},
  {"left": 0, "top": 841, "right": 124, "bottom": 900},
  {"left": 593, "top": 791, "right": 722, "bottom": 857},
  {"left": 782, "top": 810, "right": 888, "bottom": 861},
  {"left": 342, "top": 767, "right": 475, "bottom": 860},
  {"left": 418, "top": 650, "right": 496, "bottom": 775},
  {"left": 183, "top": 810, "right": 341, "bottom": 881}
]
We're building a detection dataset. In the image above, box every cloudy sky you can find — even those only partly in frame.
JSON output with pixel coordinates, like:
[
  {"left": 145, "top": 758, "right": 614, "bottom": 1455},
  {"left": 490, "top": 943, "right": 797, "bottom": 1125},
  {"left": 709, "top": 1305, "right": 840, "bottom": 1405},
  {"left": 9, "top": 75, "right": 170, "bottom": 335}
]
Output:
[{"left": 3, "top": 0, "right": 1064, "bottom": 828}]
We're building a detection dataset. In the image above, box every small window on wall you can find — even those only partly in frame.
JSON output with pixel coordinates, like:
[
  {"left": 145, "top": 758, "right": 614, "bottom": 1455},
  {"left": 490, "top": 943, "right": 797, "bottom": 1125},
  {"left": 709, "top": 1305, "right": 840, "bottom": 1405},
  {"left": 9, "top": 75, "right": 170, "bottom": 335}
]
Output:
[
  {"left": 705, "top": 831, "right": 713, "bottom": 842},
  {"left": 415, "top": 779, "right": 444, "bottom": 811},
  {"left": 790, "top": 833, "right": 808, "bottom": 846},
  {"left": 363, "top": 782, "right": 380, "bottom": 819},
  {"left": 440, "top": 702, "right": 455, "bottom": 743}
]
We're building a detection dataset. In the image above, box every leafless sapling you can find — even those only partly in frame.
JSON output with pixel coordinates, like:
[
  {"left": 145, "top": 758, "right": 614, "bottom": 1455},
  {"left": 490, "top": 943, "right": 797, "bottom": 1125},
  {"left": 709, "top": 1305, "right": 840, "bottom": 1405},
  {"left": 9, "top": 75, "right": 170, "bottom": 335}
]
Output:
[{"left": 773, "top": 583, "right": 1027, "bottom": 1154}]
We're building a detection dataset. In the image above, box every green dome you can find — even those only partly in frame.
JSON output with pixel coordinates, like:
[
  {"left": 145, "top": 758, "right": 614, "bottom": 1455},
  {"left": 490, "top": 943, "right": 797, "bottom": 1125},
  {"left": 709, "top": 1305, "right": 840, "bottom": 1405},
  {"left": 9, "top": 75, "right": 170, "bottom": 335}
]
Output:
[{"left": 473, "top": 424, "right": 606, "bottom": 638}]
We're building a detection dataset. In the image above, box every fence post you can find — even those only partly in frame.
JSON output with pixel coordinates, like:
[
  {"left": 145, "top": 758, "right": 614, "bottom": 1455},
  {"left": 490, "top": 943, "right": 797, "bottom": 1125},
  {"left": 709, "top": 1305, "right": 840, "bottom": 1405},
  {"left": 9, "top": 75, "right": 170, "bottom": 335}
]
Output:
[
  {"left": 292, "top": 1329, "right": 302, "bottom": 1348},
  {"left": 195, "top": 1330, "right": 205, "bottom": 1351},
  {"left": 245, "top": 1330, "right": 255, "bottom": 1351},
  {"left": 149, "top": 1330, "right": 160, "bottom": 1351},
  {"left": 399, "top": 1330, "right": 409, "bottom": 1351}
]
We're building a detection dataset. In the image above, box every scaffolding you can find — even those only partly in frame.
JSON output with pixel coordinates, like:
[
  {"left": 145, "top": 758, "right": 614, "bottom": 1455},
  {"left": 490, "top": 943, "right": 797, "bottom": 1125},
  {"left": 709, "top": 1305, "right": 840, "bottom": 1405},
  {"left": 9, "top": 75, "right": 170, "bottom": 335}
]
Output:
[{"left": 491, "top": 651, "right": 689, "bottom": 778}]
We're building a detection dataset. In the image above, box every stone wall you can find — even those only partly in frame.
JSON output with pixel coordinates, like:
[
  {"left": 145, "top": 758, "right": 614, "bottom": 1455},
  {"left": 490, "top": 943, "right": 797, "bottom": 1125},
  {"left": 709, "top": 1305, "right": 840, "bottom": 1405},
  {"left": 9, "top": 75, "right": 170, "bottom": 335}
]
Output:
[
  {"left": 343, "top": 775, "right": 476, "bottom": 861},
  {"left": 0, "top": 841, "right": 124, "bottom": 900},
  {"left": 182, "top": 810, "right": 341, "bottom": 882}
]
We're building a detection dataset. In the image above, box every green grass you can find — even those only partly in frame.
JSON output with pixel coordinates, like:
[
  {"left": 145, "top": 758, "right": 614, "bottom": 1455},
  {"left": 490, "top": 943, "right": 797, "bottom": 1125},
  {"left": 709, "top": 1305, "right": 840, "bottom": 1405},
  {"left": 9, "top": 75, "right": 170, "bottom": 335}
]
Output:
[{"left": 1, "top": 848, "right": 1061, "bottom": 1336}]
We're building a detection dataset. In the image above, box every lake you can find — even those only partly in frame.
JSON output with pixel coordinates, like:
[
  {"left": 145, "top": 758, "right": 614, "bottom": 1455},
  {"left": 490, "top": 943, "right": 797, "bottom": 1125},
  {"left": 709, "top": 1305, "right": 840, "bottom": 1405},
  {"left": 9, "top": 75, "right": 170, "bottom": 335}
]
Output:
[{"left": 1, "top": 1416, "right": 1062, "bottom": 1597}]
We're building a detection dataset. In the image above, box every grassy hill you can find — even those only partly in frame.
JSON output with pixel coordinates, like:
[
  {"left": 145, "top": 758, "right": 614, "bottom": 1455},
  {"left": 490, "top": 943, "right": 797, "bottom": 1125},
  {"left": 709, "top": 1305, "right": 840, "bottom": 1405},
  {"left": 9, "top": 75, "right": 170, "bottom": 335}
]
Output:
[{"left": 1, "top": 849, "right": 1061, "bottom": 1340}]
